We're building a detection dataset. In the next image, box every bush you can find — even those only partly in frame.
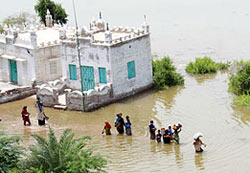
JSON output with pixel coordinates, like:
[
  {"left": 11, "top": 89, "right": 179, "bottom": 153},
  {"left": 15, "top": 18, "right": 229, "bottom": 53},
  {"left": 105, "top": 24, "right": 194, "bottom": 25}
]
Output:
[
  {"left": 21, "top": 128, "right": 107, "bottom": 173},
  {"left": 0, "top": 132, "right": 23, "bottom": 172},
  {"left": 216, "top": 61, "right": 231, "bottom": 70},
  {"left": 229, "top": 61, "right": 250, "bottom": 95},
  {"left": 152, "top": 56, "right": 184, "bottom": 89},
  {"left": 234, "top": 94, "right": 250, "bottom": 106},
  {"left": 186, "top": 57, "right": 230, "bottom": 74}
]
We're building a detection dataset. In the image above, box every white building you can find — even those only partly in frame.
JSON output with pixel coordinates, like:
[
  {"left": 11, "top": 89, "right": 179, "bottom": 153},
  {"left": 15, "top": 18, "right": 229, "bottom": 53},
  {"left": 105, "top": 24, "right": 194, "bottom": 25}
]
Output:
[
  {"left": 0, "top": 11, "right": 68, "bottom": 86},
  {"left": 61, "top": 14, "right": 153, "bottom": 100}
]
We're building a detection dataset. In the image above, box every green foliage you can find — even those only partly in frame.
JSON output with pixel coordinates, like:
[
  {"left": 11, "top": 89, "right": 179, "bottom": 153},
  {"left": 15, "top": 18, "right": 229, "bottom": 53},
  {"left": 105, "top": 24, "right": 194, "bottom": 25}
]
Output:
[
  {"left": 2, "top": 12, "right": 36, "bottom": 28},
  {"left": 233, "top": 94, "right": 250, "bottom": 106},
  {"left": 0, "top": 132, "right": 23, "bottom": 173},
  {"left": 229, "top": 61, "right": 250, "bottom": 95},
  {"left": 186, "top": 57, "right": 230, "bottom": 74},
  {"left": 0, "top": 25, "right": 4, "bottom": 34},
  {"left": 21, "top": 128, "right": 107, "bottom": 173},
  {"left": 216, "top": 61, "right": 231, "bottom": 70},
  {"left": 152, "top": 56, "right": 184, "bottom": 89},
  {"left": 34, "top": 0, "right": 68, "bottom": 26},
  {"left": 186, "top": 57, "right": 217, "bottom": 74}
]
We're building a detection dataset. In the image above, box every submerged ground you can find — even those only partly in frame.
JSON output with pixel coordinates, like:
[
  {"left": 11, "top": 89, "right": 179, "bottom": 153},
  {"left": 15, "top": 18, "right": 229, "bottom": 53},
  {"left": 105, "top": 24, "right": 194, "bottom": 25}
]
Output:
[{"left": 1, "top": 68, "right": 250, "bottom": 172}]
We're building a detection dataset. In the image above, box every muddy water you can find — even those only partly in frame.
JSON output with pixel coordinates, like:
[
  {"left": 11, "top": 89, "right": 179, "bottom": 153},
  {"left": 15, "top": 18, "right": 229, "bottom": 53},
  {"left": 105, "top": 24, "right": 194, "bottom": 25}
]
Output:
[{"left": 1, "top": 70, "right": 250, "bottom": 172}]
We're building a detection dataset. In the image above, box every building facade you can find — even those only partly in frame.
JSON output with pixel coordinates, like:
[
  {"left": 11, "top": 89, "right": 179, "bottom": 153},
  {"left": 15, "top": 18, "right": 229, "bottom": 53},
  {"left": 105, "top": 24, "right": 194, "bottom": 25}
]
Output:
[
  {"left": 61, "top": 14, "right": 153, "bottom": 99},
  {"left": 0, "top": 11, "right": 65, "bottom": 86}
]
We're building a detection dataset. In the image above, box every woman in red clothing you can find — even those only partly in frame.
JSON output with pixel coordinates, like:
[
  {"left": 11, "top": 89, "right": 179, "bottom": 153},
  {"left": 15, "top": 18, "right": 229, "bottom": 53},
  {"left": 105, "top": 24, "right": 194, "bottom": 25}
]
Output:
[{"left": 21, "top": 106, "right": 31, "bottom": 126}]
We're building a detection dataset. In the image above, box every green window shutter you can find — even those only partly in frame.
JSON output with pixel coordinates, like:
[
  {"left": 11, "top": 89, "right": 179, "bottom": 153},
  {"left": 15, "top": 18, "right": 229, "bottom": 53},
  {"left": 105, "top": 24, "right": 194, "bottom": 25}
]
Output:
[
  {"left": 127, "top": 61, "right": 136, "bottom": 79},
  {"left": 69, "top": 64, "right": 77, "bottom": 80},
  {"left": 98, "top": 67, "right": 107, "bottom": 84}
]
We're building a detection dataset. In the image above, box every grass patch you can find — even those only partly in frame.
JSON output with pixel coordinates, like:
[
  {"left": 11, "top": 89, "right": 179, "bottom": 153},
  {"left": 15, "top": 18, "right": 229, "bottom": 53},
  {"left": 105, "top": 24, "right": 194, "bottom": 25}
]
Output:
[
  {"left": 186, "top": 56, "right": 230, "bottom": 74},
  {"left": 152, "top": 56, "right": 184, "bottom": 89}
]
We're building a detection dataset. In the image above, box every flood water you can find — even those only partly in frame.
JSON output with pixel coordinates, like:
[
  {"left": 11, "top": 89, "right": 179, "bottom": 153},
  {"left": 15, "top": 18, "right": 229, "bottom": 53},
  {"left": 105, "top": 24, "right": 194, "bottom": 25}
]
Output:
[
  {"left": 1, "top": 0, "right": 250, "bottom": 172},
  {"left": 1, "top": 69, "right": 250, "bottom": 172}
]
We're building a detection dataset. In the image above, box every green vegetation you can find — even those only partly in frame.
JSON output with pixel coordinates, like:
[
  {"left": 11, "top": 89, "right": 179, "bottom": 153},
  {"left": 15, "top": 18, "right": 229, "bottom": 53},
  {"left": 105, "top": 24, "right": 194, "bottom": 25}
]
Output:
[
  {"left": 233, "top": 94, "right": 250, "bottom": 106},
  {"left": 229, "top": 61, "right": 250, "bottom": 95},
  {"left": 2, "top": 12, "right": 36, "bottom": 28},
  {"left": 186, "top": 56, "right": 230, "bottom": 74},
  {"left": 35, "top": 0, "right": 68, "bottom": 26},
  {"left": 0, "top": 128, "right": 106, "bottom": 172},
  {"left": 152, "top": 56, "right": 184, "bottom": 89},
  {"left": 229, "top": 61, "right": 250, "bottom": 106},
  {"left": 0, "top": 25, "right": 4, "bottom": 34},
  {"left": 0, "top": 132, "right": 23, "bottom": 172}
]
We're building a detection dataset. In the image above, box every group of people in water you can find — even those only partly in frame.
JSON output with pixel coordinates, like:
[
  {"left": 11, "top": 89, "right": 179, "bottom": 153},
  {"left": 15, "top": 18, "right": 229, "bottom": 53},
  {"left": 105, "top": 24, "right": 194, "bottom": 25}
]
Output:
[
  {"left": 20, "top": 97, "right": 49, "bottom": 126},
  {"left": 149, "top": 120, "right": 182, "bottom": 144},
  {"left": 14, "top": 99, "right": 206, "bottom": 153},
  {"left": 102, "top": 113, "right": 132, "bottom": 136}
]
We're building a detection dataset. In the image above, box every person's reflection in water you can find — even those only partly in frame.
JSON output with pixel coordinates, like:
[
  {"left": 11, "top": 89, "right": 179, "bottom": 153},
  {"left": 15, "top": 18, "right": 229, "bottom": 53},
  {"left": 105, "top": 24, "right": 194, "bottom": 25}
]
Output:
[
  {"left": 150, "top": 140, "right": 157, "bottom": 153},
  {"left": 23, "top": 127, "right": 32, "bottom": 141},
  {"left": 174, "top": 144, "right": 183, "bottom": 167},
  {"left": 194, "top": 153, "right": 205, "bottom": 170}
]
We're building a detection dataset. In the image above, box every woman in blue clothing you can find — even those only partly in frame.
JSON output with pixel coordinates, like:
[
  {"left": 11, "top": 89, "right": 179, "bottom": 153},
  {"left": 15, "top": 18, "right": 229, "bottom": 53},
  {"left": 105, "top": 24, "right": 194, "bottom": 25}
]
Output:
[{"left": 125, "top": 116, "right": 132, "bottom": 135}]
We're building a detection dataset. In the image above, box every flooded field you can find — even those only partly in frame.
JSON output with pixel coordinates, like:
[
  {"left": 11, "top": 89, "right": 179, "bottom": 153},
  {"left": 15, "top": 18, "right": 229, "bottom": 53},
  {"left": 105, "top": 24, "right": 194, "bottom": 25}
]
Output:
[{"left": 1, "top": 70, "right": 250, "bottom": 172}]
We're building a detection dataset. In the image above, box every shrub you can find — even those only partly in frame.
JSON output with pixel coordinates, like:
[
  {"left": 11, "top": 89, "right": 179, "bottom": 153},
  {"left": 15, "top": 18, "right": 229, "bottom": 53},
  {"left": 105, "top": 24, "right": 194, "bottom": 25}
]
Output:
[
  {"left": 0, "top": 132, "right": 23, "bottom": 172},
  {"left": 216, "top": 61, "right": 231, "bottom": 70},
  {"left": 21, "top": 128, "right": 107, "bottom": 173},
  {"left": 234, "top": 94, "right": 250, "bottom": 106},
  {"left": 229, "top": 61, "right": 250, "bottom": 95},
  {"left": 152, "top": 56, "right": 184, "bottom": 89},
  {"left": 186, "top": 57, "right": 230, "bottom": 74}
]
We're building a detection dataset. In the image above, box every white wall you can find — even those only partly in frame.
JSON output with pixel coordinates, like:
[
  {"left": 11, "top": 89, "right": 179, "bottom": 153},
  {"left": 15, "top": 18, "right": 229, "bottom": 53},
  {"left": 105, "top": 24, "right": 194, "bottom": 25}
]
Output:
[
  {"left": 0, "top": 42, "right": 36, "bottom": 86},
  {"left": 61, "top": 39, "right": 111, "bottom": 90},
  {"left": 110, "top": 35, "right": 153, "bottom": 96},
  {"left": 35, "top": 45, "right": 62, "bottom": 84}
]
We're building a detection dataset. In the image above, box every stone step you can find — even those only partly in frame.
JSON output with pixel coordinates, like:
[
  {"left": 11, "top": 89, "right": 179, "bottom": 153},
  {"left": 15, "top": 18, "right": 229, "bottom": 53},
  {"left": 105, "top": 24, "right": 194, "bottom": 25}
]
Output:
[{"left": 54, "top": 105, "right": 67, "bottom": 110}]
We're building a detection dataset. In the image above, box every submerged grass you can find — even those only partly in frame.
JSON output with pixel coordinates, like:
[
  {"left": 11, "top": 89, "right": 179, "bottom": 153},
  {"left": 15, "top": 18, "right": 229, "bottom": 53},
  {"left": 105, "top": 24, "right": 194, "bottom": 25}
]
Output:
[
  {"left": 234, "top": 94, "right": 250, "bottom": 106},
  {"left": 186, "top": 56, "right": 230, "bottom": 75}
]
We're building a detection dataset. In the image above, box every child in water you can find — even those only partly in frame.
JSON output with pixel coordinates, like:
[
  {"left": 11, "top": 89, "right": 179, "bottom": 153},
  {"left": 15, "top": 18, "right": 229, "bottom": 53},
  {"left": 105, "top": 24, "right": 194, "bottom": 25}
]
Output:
[
  {"left": 102, "top": 121, "right": 112, "bottom": 135},
  {"left": 156, "top": 130, "right": 162, "bottom": 143},
  {"left": 21, "top": 106, "right": 31, "bottom": 126},
  {"left": 125, "top": 116, "right": 132, "bottom": 135}
]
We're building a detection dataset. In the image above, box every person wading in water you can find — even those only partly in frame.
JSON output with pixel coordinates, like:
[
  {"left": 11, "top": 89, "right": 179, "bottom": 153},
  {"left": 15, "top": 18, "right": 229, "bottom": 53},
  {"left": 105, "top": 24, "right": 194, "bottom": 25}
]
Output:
[
  {"left": 114, "top": 113, "right": 125, "bottom": 134},
  {"left": 125, "top": 115, "right": 132, "bottom": 136},
  {"left": 149, "top": 120, "right": 156, "bottom": 140},
  {"left": 21, "top": 106, "right": 31, "bottom": 126},
  {"left": 102, "top": 121, "right": 112, "bottom": 135},
  {"left": 193, "top": 137, "right": 206, "bottom": 153}
]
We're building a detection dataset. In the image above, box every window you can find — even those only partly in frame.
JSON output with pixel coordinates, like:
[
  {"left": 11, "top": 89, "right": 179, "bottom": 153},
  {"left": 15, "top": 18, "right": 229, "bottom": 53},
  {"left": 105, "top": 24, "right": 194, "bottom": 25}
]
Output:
[
  {"left": 50, "top": 62, "right": 57, "bottom": 74},
  {"left": 69, "top": 64, "right": 77, "bottom": 80},
  {"left": 127, "top": 61, "right": 135, "bottom": 79},
  {"left": 98, "top": 67, "right": 107, "bottom": 84}
]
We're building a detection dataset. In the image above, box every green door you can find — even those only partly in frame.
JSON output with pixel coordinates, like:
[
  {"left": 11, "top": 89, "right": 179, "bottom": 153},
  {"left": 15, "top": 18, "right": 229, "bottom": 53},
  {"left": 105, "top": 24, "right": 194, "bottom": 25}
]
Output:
[
  {"left": 9, "top": 60, "right": 18, "bottom": 83},
  {"left": 81, "top": 66, "right": 95, "bottom": 91}
]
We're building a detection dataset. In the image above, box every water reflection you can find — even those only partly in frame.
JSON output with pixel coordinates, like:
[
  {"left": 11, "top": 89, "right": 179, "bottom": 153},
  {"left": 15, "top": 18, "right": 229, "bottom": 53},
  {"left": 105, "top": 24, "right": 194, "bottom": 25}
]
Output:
[
  {"left": 232, "top": 106, "right": 250, "bottom": 126},
  {"left": 188, "top": 73, "right": 217, "bottom": 84},
  {"left": 194, "top": 153, "right": 205, "bottom": 170},
  {"left": 174, "top": 144, "right": 183, "bottom": 167}
]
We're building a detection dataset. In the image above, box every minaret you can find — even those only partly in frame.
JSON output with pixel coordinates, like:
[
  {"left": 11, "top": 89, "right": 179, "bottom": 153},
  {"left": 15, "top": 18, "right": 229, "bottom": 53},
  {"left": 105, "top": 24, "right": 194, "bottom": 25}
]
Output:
[
  {"left": 142, "top": 15, "right": 150, "bottom": 33},
  {"left": 45, "top": 9, "right": 53, "bottom": 27}
]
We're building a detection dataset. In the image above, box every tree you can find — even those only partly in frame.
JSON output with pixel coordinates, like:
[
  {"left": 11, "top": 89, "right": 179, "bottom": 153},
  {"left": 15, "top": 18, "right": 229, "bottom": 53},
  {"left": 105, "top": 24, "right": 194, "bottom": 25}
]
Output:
[
  {"left": 34, "top": 0, "right": 68, "bottom": 26},
  {"left": 0, "top": 132, "right": 23, "bottom": 172},
  {"left": 152, "top": 56, "right": 184, "bottom": 89},
  {"left": 2, "top": 11, "right": 37, "bottom": 28},
  {"left": 21, "top": 128, "right": 107, "bottom": 172}
]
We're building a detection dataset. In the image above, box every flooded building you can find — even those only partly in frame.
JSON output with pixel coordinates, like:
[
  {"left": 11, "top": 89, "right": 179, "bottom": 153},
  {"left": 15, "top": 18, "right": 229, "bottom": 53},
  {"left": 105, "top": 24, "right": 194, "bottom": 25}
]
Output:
[
  {"left": 0, "top": 10, "right": 66, "bottom": 86},
  {"left": 59, "top": 14, "right": 153, "bottom": 111}
]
